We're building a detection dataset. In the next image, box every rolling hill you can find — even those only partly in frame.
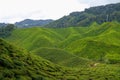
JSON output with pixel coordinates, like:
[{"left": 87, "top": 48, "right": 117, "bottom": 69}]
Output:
[
  {"left": 0, "top": 38, "right": 65, "bottom": 80},
  {"left": 0, "top": 38, "right": 120, "bottom": 80},
  {"left": 6, "top": 27, "right": 91, "bottom": 67},
  {"left": 1, "top": 2, "right": 120, "bottom": 80},
  {"left": 32, "top": 47, "right": 91, "bottom": 67},
  {"left": 63, "top": 22, "right": 120, "bottom": 63},
  {"left": 6, "top": 22, "right": 120, "bottom": 66}
]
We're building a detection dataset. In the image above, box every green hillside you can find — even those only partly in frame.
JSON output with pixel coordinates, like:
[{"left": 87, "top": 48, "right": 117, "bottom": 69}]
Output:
[
  {"left": 1, "top": 2, "right": 120, "bottom": 80},
  {"left": 7, "top": 27, "right": 91, "bottom": 67},
  {"left": 6, "top": 22, "right": 120, "bottom": 66},
  {"left": 1, "top": 39, "right": 120, "bottom": 80},
  {"left": 32, "top": 47, "right": 91, "bottom": 67},
  {"left": 6, "top": 26, "right": 91, "bottom": 67},
  {"left": 66, "top": 39, "right": 120, "bottom": 62},
  {"left": 7, "top": 27, "right": 62, "bottom": 51},
  {"left": 0, "top": 38, "right": 69, "bottom": 80},
  {"left": 64, "top": 22, "right": 120, "bottom": 63}
]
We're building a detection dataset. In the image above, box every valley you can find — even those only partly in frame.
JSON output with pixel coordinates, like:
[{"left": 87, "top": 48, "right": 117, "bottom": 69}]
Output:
[{"left": 0, "top": 2, "right": 120, "bottom": 80}]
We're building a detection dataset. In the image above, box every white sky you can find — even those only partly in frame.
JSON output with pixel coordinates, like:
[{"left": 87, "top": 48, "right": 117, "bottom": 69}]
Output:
[{"left": 0, "top": 0, "right": 119, "bottom": 23}]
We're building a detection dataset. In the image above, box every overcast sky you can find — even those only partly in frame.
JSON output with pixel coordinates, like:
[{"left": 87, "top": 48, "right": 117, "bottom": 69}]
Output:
[{"left": 0, "top": 0, "right": 119, "bottom": 23}]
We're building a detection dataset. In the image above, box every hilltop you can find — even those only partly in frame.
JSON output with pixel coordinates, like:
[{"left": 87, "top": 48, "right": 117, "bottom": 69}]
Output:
[
  {"left": 0, "top": 19, "right": 53, "bottom": 28},
  {"left": 45, "top": 3, "right": 120, "bottom": 27},
  {"left": 15, "top": 19, "right": 53, "bottom": 28},
  {"left": 1, "top": 3, "right": 120, "bottom": 28}
]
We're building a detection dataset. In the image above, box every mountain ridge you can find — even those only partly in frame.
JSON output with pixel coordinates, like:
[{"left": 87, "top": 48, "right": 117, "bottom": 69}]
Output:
[
  {"left": 15, "top": 19, "right": 54, "bottom": 28},
  {"left": 0, "top": 3, "right": 120, "bottom": 28},
  {"left": 45, "top": 3, "right": 120, "bottom": 28}
]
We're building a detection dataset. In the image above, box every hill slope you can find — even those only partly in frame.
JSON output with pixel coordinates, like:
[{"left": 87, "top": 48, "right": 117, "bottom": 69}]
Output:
[
  {"left": 0, "top": 38, "right": 67, "bottom": 80},
  {"left": 1, "top": 39, "right": 120, "bottom": 80},
  {"left": 45, "top": 3, "right": 120, "bottom": 27},
  {"left": 65, "top": 39, "right": 120, "bottom": 62},
  {"left": 32, "top": 47, "right": 91, "bottom": 67},
  {"left": 6, "top": 22, "right": 120, "bottom": 65},
  {"left": 6, "top": 27, "right": 91, "bottom": 67}
]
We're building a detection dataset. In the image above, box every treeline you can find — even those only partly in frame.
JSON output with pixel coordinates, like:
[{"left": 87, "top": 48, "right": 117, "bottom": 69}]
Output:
[
  {"left": 0, "top": 24, "right": 16, "bottom": 38},
  {"left": 45, "top": 3, "right": 120, "bottom": 27}
]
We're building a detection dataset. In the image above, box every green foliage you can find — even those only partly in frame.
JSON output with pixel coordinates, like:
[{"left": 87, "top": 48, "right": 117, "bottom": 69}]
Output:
[
  {"left": 6, "top": 22, "right": 120, "bottom": 65},
  {"left": 6, "top": 27, "right": 62, "bottom": 50},
  {"left": 1, "top": 3, "right": 120, "bottom": 79},
  {"left": 45, "top": 3, "right": 120, "bottom": 27},
  {"left": 0, "top": 24, "right": 16, "bottom": 38},
  {"left": 32, "top": 47, "right": 90, "bottom": 67},
  {"left": 1, "top": 21, "right": 120, "bottom": 80},
  {"left": 105, "top": 53, "right": 120, "bottom": 64},
  {"left": 0, "top": 39, "right": 75, "bottom": 80}
]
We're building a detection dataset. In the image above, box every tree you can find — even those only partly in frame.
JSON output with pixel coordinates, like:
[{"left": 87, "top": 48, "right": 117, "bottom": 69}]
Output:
[
  {"left": 5, "top": 24, "right": 16, "bottom": 32},
  {"left": 0, "top": 24, "right": 16, "bottom": 38}
]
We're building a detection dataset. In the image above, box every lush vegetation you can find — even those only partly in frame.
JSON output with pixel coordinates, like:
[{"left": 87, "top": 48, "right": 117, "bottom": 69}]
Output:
[
  {"left": 32, "top": 47, "right": 91, "bottom": 67},
  {"left": 1, "top": 21, "right": 120, "bottom": 80},
  {"left": 45, "top": 3, "right": 120, "bottom": 27},
  {"left": 1, "top": 38, "right": 120, "bottom": 80},
  {"left": 6, "top": 22, "right": 120, "bottom": 66},
  {"left": 0, "top": 3, "right": 120, "bottom": 80},
  {"left": 0, "top": 24, "right": 16, "bottom": 38}
]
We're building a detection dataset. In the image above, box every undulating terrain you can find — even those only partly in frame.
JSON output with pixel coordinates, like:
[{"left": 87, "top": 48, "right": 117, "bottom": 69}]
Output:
[
  {"left": 6, "top": 22, "right": 120, "bottom": 66},
  {"left": 0, "top": 2, "right": 120, "bottom": 80},
  {"left": 1, "top": 33, "right": 120, "bottom": 80}
]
